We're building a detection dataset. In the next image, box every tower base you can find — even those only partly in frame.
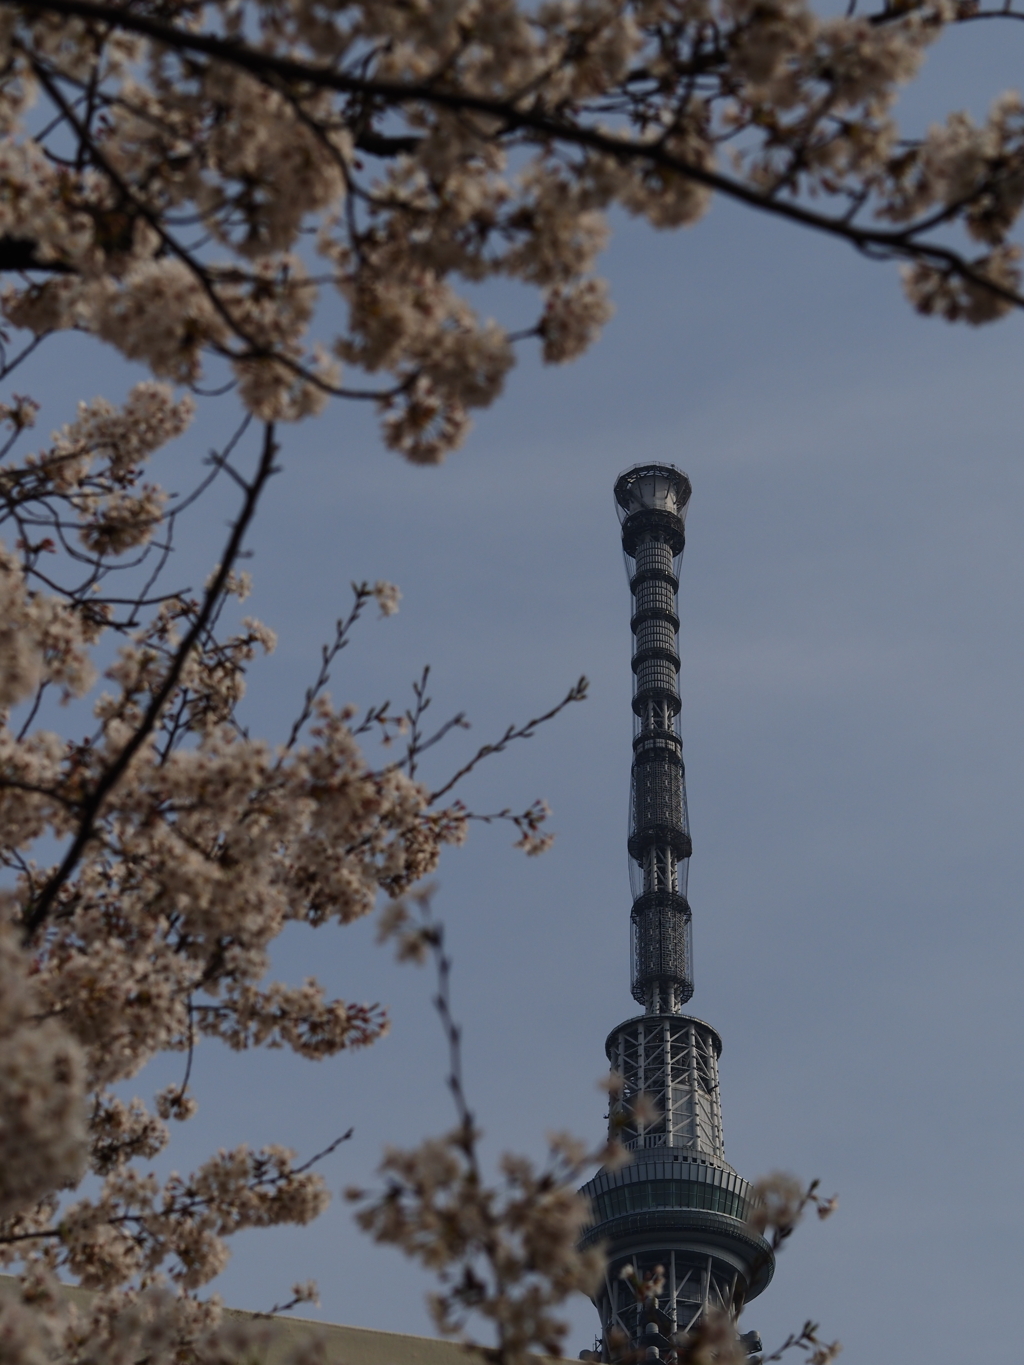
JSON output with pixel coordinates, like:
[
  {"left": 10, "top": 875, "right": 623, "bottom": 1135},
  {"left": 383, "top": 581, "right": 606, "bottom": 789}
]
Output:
[{"left": 578, "top": 1012, "right": 775, "bottom": 1359}]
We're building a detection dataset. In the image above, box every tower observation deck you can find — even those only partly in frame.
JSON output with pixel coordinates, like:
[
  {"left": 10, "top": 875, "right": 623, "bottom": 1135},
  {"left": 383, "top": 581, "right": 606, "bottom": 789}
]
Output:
[{"left": 578, "top": 466, "right": 773, "bottom": 1359}]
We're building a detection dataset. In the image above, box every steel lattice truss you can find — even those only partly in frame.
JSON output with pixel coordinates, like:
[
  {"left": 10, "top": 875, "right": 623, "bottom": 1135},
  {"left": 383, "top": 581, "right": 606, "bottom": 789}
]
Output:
[
  {"left": 608, "top": 1015, "right": 724, "bottom": 1156},
  {"left": 600, "top": 1250, "right": 740, "bottom": 1343}
]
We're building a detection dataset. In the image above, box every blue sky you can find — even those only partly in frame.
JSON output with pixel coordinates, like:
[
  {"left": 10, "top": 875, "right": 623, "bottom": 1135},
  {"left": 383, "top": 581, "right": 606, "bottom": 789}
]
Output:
[
  {"left": 165, "top": 197, "right": 1024, "bottom": 1360},
  {"left": 12, "top": 20, "right": 1024, "bottom": 1362}
]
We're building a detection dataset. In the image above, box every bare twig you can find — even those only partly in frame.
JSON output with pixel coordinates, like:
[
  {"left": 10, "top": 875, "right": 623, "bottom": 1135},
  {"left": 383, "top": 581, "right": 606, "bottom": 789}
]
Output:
[
  {"left": 429, "top": 676, "right": 588, "bottom": 802},
  {"left": 283, "top": 583, "right": 375, "bottom": 752}
]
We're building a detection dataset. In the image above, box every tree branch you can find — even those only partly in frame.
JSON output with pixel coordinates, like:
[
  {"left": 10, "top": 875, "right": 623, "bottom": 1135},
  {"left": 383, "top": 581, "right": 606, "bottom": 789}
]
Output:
[
  {"left": 21, "top": 422, "right": 280, "bottom": 941},
  {"left": 9, "top": 0, "right": 1024, "bottom": 312},
  {"left": 0, "top": 235, "right": 75, "bottom": 273},
  {"left": 428, "top": 676, "right": 588, "bottom": 803}
]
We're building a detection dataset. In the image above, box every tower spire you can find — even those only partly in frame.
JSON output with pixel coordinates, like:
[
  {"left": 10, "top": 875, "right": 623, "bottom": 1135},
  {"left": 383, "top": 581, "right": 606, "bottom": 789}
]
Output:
[
  {"left": 615, "top": 464, "right": 694, "bottom": 1016},
  {"left": 578, "top": 466, "right": 773, "bottom": 1361}
]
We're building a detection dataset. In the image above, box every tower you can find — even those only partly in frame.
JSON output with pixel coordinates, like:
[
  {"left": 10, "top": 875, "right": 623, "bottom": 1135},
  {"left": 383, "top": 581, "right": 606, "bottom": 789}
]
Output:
[{"left": 578, "top": 465, "right": 773, "bottom": 1358}]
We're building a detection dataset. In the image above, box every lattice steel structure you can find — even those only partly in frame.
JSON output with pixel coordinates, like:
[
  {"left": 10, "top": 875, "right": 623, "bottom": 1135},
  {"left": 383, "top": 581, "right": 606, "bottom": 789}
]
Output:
[{"left": 578, "top": 466, "right": 773, "bottom": 1362}]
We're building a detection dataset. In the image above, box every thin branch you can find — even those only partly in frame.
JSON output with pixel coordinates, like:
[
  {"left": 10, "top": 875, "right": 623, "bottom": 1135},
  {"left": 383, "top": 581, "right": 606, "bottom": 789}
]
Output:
[
  {"left": 0, "top": 1128, "right": 354, "bottom": 1250},
  {"left": 428, "top": 676, "right": 588, "bottom": 803},
  {"left": 760, "top": 1321, "right": 841, "bottom": 1365},
  {"left": 282, "top": 583, "right": 374, "bottom": 752},
  {"left": 289, "top": 1127, "right": 355, "bottom": 1177},
  {"left": 412, "top": 899, "right": 479, "bottom": 1171},
  {"left": 168, "top": 996, "right": 196, "bottom": 1109}
]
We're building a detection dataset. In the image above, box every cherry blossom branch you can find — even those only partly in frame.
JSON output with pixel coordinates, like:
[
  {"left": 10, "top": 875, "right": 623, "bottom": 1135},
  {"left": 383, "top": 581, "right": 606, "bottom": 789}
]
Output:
[
  {"left": 0, "top": 1129, "right": 354, "bottom": 1257},
  {"left": 23, "top": 51, "right": 402, "bottom": 404},
  {"left": 364, "top": 894, "right": 624, "bottom": 1362},
  {"left": 21, "top": 421, "right": 280, "bottom": 941},
  {"left": 8, "top": 0, "right": 1024, "bottom": 313},
  {"left": 760, "top": 1320, "right": 842, "bottom": 1365},
  {"left": 259, "top": 1282, "right": 321, "bottom": 1317}
]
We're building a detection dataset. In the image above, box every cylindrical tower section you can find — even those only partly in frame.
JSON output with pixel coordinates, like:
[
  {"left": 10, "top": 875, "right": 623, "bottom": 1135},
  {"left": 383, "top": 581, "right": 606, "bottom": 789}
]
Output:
[
  {"left": 577, "top": 1172, "right": 774, "bottom": 1351},
  {"left": 614, "top": 465, "right": 693, "bottom": 1013},
  {"left": 605, "top": 1014, "right": 724, "bottom": 1158}
]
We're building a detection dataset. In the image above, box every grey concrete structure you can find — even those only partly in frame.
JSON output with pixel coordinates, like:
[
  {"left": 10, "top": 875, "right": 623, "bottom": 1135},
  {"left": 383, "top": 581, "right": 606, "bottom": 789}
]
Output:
[{"left": 578, "top": 467, "right": 773, "bottom": 1359}]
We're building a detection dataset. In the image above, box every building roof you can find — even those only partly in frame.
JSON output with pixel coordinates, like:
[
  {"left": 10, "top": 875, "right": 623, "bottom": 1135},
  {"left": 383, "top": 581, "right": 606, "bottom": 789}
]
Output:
[{"left": 0, "top": 1276, "right": 567, "bottom": 1365}]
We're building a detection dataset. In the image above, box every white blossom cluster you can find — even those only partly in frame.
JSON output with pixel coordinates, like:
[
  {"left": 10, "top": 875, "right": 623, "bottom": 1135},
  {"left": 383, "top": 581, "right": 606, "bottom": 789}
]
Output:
[
  {"left": 350, "top": 1129, "right": 612, "bottom": 1364},
  {"left": 0, "top": 0, "right": 1019, "bottom": 466},
  {"left": 0, "top": 375, "right": 582, "bottom": 1361}
]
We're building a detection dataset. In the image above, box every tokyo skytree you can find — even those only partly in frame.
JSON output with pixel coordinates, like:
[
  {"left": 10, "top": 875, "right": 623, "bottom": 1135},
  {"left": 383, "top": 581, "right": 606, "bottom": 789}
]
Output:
[{"left": 578, "top": 466, "right": 773, "bottom": 1361}]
